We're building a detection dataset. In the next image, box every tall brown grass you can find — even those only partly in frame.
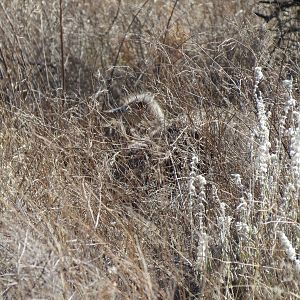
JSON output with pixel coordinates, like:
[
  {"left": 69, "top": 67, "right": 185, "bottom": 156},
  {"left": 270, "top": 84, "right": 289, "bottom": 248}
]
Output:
[{"left": 0, "top": 0, "right": 299, "bottom": 299}]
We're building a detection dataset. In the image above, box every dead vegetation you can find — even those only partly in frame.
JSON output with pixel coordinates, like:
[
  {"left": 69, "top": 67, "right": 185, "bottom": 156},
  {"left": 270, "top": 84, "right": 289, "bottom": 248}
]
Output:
[{"left": 0, "top": 0, "right": 300, "bottom": 299}]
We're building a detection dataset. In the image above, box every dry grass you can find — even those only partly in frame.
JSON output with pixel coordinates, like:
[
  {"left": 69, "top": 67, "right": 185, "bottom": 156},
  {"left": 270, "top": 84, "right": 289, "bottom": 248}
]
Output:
[{"left": 0, "top": 1, "right": 300, "bottom": 299}]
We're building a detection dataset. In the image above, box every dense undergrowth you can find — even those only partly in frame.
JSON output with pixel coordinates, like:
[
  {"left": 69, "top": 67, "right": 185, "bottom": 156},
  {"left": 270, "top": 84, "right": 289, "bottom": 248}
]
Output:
[{"left": 0, "top": 1, "right": 300, "bottom": 299}]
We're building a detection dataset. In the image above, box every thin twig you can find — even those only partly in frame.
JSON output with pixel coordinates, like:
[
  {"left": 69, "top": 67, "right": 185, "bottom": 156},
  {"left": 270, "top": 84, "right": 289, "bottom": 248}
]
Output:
[
  {"left": 107, "top": 0, "right": 150, "bottom": 92},
  {"left": 162, "top": 0, "right": 179, "bottom": 47},
  {"left": 59, "top": 0, "right": 65, "bottom": 93},
  {"left": 156, "top": 0, "right": 179, "bottom": 78},
  {"left": 105, "top": 0, "right": 122, "bottom": 36}
]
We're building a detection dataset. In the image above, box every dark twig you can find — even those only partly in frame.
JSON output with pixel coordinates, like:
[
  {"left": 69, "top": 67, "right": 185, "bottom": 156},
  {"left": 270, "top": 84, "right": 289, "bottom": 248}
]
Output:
[
  {"left": 105, "top": 0, "right": 122, "bottom": 36},
  {"left": 162, "top": 0, "right": 179, "bottom": 47},
  {"left": 156, "top": 0, "right": 179, "bottom": 78},
  {"left": 107, "top": 0, "right": 150, "bottom": 93},
  {"left": 59, "top": 0, "right": 65, "bottom": 93}
]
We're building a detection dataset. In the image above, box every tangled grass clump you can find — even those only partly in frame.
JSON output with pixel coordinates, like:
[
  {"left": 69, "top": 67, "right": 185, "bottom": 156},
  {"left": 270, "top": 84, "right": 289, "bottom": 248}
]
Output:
[{"left": 0, "top": 1, "right": 300, "bottom": 299}]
